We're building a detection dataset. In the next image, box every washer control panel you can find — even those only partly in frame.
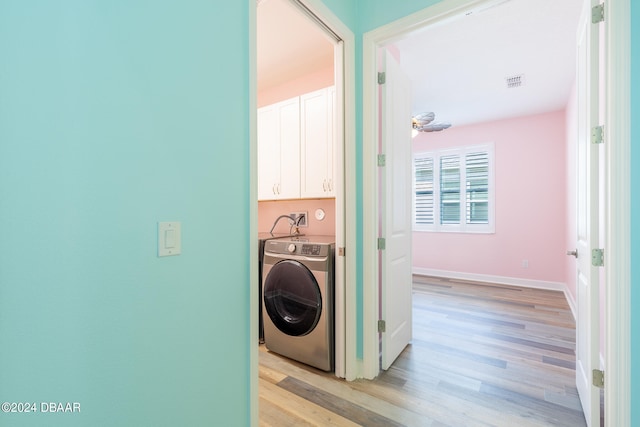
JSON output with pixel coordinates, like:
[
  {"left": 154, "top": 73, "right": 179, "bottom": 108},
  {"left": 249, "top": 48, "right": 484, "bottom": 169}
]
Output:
[
  {"left": 301, "top": 244, "right": 322, "bottom": 256},
  {"left": 264, "top": 236, "right": 334, "bottom": 257}
]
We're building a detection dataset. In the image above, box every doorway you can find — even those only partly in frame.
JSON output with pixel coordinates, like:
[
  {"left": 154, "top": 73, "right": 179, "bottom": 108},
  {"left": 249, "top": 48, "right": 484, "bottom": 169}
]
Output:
[
  {"left": 254, "top": 0, "right": 357, "bottom": 384},
  {"left": 363, "top": 1, "right": 614, "bottom": 426}
]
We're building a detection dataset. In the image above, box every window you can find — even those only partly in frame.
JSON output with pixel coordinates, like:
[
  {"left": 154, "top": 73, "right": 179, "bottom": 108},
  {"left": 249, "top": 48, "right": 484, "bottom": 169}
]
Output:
[{"left": 413, "top": 144, "right": 494, "bottom": 233}]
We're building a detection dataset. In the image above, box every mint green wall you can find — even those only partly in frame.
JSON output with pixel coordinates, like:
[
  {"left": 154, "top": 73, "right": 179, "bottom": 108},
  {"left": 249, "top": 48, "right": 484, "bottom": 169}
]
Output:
[
  {"left": 2, "top": 0, "right": 634, "bottom": 424},
  {"left": 631, "top": 1, "right": 639, "bottom": 423},
  {"left": 0, "top": 2, "right": 251, "bottom": 426},
  {"left": 357, "top": 0, "right": 440, "bottom": 32},
  {"left": 320, "top": 0, "right": 359, "bottom": 30}
]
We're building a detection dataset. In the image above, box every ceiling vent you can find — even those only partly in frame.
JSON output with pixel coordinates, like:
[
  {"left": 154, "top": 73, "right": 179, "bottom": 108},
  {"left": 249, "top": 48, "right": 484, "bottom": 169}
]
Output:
[{"left": 505, "top": 74, "right": 524, "bottom": 88}]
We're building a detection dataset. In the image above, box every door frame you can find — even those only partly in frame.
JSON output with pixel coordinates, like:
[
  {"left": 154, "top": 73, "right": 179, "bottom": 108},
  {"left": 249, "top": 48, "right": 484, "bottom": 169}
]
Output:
[
  {"left": 362, "top": 3, "right": 631, "bottom": 426},
  {"left": 250, "top": 1, "right": 357, "bottom": 424},
  {"left": 363, "top": 0, "right": 514, "bottom": 381}
]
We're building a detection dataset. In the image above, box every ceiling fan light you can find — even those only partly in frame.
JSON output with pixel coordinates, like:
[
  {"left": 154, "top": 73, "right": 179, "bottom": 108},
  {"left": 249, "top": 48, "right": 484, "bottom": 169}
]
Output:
[
  {"left": 421, "top": 122, "right": 452, "bottom": 132},
  {"left": 412, "top": 112, "right": 435, "bottom": 128},
  {"left": 412, "top": 112, "right": 451, "bottom": 133}
]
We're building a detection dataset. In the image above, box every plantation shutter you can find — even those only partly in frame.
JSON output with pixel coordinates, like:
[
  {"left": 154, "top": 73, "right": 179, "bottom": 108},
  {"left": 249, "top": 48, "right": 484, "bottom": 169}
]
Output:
[
  {"left": 440, "top": 155, "right": 460, "bottom": 224},
  {"left": 465, "top": 151, "right": 489, "bottom": 224},
  {"left": 413, "top": 144, "right": 493, "bottom": 232},
  {"left": 414, "top": 156, "right": 434, "bottom": 225}
]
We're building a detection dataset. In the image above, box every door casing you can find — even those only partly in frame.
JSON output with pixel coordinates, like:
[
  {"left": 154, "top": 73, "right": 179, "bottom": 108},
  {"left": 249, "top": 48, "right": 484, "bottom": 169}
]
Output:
[{"left": 362, "top": 2, "right": 631, "bottom": 426}]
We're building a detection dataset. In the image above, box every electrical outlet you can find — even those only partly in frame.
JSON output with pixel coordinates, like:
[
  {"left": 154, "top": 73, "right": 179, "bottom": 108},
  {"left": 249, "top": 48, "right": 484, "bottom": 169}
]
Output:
[
  {"left": 522, "top": 260, "right": 529, "bottom": 268},
  {"left": 289, "top": 211, "right": 308, "bottom": 228}
]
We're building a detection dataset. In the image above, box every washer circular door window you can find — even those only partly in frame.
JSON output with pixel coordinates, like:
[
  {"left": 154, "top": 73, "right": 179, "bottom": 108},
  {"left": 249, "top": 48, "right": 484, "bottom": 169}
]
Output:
[{"left": 263, "top": 259, "right": 322, "bottom": 337}]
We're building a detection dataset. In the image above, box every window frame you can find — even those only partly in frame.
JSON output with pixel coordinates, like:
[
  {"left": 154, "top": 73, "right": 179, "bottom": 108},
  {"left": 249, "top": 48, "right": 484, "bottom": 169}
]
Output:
[{"left": 412, "top": 143, "right": 495, "bottom": 234}]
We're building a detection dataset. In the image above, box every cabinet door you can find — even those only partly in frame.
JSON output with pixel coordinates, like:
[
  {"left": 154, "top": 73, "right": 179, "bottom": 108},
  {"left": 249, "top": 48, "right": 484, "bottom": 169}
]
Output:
[
  {"left": 300, "top": 88, "right": 332, "bottom": 198},
  {"left": 257, "top": 98, "right": 300, "bottom": 201},
  {"left": 276, "top": 97, "right": 300, "bottom": 199},
  {"left": 257, "top": 105, "right": 279, "bottom": 200}
]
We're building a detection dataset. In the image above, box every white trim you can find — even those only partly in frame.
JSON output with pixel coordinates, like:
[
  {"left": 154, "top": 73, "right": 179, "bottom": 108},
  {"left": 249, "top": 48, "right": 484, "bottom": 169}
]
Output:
[
  {"left": 286, "top": 0, "right": 358, "bottom": 382},
  {"left": 343, "top": 36, "right": 359, "bottom": 382},
  {"left": 363, "top": 0, "right": 539, "bottom": 382},
  {"left": 362, "top": 29, "right": 378, "bottom": 381},
  {"left": 413, "top": 268, "right": 577, "bottom": 319},
  {"left": 332, "top": 42, "right": 346, "bottom": 380},
  {"left": 412, "top": 268, "right": 568, "bottom": 291},
  {"left": 605, "top": 1, "right": 631, "bottom": 426}
]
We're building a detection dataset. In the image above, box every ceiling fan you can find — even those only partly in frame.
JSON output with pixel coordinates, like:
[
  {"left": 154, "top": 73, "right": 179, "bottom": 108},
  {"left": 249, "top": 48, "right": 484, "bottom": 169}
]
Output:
[{"left": 412, "top": 112, "right": 452, "bottom": 133}]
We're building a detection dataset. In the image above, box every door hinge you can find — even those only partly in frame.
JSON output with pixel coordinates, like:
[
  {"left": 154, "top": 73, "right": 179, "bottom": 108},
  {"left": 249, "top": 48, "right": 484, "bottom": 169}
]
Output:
[
  {"left": 338, "top": 247, "right": 345, "bottom": 257},
  {"left": 591, "top": 125, "right": 604, "bottom": 144},
  {"left": 593, "top": 369, "right": 605, "bottom": 388},
  {"left": 377, "top": 237, "right": 386, "bottom": 250},
  {"left": 377, "top": 154, "right": 386, "bottom": 167},
  {"left": 592, "top": 248, "right": 604, "bottom": 267},
  {"left": 378, "top": 72, "right": 386, "bottom": 85},
  {"left": 378, "top": 320, "right": 386, "bottom": 333},
  {"left": 592, "top": 3, "right": 605, "bottom": 24}
]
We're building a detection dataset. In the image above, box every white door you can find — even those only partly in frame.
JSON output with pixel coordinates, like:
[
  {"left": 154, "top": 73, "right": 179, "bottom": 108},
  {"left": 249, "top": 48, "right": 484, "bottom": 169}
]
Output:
[
  {"left": 380, "top": 49, "right": 413, "bottom": 370},
  {"left": 574, "top": 1, "right": 602, "bottom": 425},
  {"left": 300, "top": 87, "right": 332, "bottom": 198}
]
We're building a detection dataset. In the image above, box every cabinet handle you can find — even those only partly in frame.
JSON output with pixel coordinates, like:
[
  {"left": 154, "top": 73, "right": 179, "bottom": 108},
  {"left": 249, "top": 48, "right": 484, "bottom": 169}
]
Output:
[
  {"left": 322, "top": 179, "right": 327, "bottom": 191},
  {"left": 328, "top": 179, "right": 332, "bottom": 192}
]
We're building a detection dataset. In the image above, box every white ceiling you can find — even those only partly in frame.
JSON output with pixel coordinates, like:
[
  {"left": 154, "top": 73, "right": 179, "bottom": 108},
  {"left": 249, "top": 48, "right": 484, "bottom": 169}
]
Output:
[
  {"left": 258, "top": 0, "right": 585, "bottom": 128},
  {"left": 257, "top": 0, "right": 334, "bottom": 93}
]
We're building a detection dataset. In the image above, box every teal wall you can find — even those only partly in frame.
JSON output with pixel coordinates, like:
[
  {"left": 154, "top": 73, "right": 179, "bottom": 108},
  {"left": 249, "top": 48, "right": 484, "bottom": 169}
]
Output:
[
  {"left": 0, "top": 0, "right": 635, "bottom": 425},
  {"left": 357, "top": 0, "right": 440, "bottom": 32},
  {"left": 0, "top": 1, "right": 251, "bottom": 426},
  {"left": 320, "top": 0, "right": 358, "bottom": 30},
  {"left": 630, "top": 1, "right": 639, "bottom": 423}
]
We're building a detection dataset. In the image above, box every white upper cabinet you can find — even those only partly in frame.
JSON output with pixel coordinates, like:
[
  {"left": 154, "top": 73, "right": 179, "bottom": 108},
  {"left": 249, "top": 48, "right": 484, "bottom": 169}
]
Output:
[
  {"left": 300, "top": 87, "right": 335, "bottom": 198},
  {"left": 258, "top": 86, "right": 334, "bottom": 201},
  {"left": 257, "top": 97, "right": 300, "bottom": 200}
]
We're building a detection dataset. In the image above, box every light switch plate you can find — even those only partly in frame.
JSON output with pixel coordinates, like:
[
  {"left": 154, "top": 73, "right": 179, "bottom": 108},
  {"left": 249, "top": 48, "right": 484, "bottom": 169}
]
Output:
[{"left": 158, "top": 222, "right": 181, "bottom": 257}]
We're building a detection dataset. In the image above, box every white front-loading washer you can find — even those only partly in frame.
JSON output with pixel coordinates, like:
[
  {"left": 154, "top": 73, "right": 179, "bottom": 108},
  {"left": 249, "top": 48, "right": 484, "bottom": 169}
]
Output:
[{"left": 261, "top": 235, "right": 334, "bottom": 371}]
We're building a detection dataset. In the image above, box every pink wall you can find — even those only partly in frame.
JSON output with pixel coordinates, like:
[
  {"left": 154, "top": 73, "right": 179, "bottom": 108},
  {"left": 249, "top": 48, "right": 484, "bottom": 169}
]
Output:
[
  {"left": 412, "top": 110, "right": 568, "bottom": 284},
  {"left": 259, "top": 199, "right": 336, "bottom": 236},
  {"left": 258, "top": 65, "right": 334, "bottom": 107}
]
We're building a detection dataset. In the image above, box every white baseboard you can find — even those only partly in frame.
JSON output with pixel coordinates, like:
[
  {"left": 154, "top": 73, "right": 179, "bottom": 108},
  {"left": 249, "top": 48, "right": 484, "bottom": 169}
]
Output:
[{"left": 413, "top": 267, "right": 577, "bottom": 321}]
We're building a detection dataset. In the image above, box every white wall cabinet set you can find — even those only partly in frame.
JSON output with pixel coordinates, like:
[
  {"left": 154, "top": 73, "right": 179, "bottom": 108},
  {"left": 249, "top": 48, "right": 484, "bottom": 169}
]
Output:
[{"left": 257, "top": 86, "right": 335, "bottom": 201}]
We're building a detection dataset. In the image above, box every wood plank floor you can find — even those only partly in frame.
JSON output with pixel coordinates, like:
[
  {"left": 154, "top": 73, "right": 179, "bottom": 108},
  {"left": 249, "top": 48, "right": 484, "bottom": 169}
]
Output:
[{"left": 259, "top": 275, "right": 588, "bottom": 426}]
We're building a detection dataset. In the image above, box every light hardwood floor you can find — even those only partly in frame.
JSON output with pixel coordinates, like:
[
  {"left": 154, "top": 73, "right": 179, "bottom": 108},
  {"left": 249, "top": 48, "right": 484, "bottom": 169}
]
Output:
[{"left": 259, "top": 275, "right": 587, "bottom": 426}]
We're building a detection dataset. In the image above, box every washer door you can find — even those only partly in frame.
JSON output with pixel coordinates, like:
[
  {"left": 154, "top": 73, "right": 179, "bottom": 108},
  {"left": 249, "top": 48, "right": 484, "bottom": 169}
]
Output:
[{"left": 263, "top": 259, "right": 322, "bottom": 337}]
